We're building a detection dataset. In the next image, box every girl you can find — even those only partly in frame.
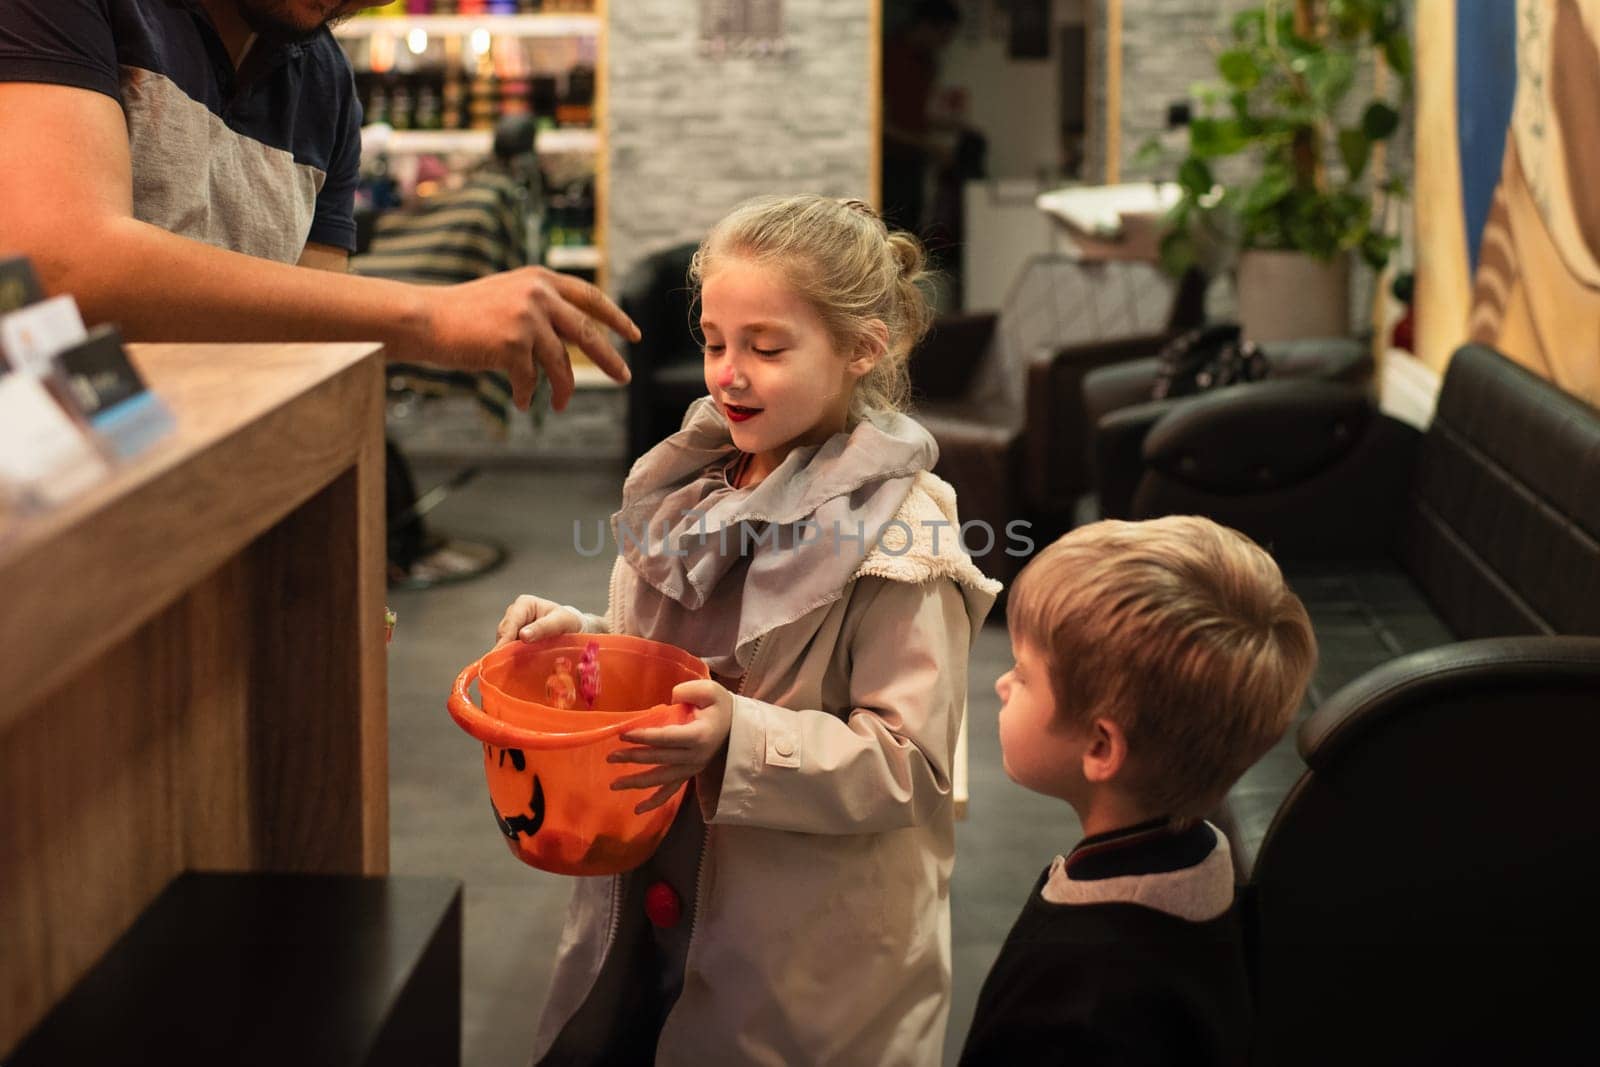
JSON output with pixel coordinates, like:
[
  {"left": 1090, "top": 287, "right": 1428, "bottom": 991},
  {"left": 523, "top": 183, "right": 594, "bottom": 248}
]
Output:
[{"left": 495, "top": 194, "right": 1000, "bottom": 1065}]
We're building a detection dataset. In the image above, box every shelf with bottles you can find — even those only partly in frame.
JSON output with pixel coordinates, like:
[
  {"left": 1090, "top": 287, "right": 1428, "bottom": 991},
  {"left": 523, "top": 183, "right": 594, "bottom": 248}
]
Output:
[
  {"left": 334, "top": 13, "right": 598, "bottom": 42},
  {"left": 348, "top": 29, "right": 595, "bottom": 142}
]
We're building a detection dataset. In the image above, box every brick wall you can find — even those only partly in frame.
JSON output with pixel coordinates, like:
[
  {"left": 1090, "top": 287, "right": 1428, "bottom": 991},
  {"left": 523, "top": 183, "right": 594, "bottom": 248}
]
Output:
[
  {"left": 606, "top": 0, "right": 874, "bottom": 288},
  {"left": 1113, "top": 0, "right": 1254, "bottom": 182}
]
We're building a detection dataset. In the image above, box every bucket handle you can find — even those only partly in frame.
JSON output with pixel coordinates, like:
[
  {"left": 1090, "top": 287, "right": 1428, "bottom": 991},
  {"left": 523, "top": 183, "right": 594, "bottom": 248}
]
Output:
[{"left": 448, "top": 655, "right": 694, "bottom": 750}]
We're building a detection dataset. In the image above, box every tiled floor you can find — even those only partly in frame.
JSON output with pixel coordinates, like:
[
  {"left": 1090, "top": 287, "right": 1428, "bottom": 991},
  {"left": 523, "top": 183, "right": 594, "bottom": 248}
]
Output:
[{"left": 387, "top": 460, "right": 1079, "bottom": 1066}]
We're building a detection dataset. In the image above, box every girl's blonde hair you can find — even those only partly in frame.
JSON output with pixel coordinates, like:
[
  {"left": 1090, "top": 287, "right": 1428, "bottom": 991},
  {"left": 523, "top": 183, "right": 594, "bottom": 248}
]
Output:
[{"left": 689, "top": 194, "right": 935, "bottom": 416}]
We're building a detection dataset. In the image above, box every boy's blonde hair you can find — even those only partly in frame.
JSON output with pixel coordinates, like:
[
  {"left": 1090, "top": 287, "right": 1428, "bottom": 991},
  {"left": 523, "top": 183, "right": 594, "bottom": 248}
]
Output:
[
  {"left": 689, "top": 194, "right": 934, "bottom": 416},
  {"left": 1009, "top": 516, "right": 1316, "bottom": 819}
]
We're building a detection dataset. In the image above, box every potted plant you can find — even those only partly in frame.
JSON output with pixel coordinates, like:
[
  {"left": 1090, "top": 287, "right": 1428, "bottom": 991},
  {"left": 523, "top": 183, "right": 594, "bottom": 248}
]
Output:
[{"left": 1160, "top": 0, "right": 1412, "bottom": 342}]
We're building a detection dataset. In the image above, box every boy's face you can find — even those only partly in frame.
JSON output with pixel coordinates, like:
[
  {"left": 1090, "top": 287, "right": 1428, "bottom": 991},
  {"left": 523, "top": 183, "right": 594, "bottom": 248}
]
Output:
[{"left": 995, "top": 637, "right": 1088, "bottom": 803}]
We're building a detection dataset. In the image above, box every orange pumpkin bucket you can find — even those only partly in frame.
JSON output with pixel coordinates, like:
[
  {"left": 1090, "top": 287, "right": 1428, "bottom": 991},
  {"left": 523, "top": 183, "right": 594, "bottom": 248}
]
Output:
[{"left": 447, "top": 634, "right": 709, "bottom": 876}]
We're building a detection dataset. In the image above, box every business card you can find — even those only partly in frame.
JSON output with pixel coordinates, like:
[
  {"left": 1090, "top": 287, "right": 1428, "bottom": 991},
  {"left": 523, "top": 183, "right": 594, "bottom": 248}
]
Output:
[
  {"left": 54, "top": 326, "right": 175, "bottom": 460},
  {"left": 0, "top": 373, "right": 110, "bottom": 510},
  {"left": 0, "top": 294, "right": 87, "bottom": 377}
]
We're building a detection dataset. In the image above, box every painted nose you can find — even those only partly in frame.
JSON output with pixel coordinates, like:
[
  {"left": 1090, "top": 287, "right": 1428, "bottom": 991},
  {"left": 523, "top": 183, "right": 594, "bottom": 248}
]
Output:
[{"left": 716, "top": 361, "right": 743, "bottom": 391}]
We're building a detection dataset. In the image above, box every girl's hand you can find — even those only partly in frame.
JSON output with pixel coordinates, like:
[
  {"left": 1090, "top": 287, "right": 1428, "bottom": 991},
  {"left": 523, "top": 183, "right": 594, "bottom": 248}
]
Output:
[
  {"left": 608, "top": 679, "right": 735, "bottom": 814},
  {"left": 493, "top": 594, "right": 583, "bottom": 649}
]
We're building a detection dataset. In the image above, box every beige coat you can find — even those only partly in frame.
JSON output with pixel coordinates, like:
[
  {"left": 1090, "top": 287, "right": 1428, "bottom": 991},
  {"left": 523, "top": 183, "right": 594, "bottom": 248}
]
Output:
[{"left": 531, "top": 471, "right": 1000, "bottom": 1066}]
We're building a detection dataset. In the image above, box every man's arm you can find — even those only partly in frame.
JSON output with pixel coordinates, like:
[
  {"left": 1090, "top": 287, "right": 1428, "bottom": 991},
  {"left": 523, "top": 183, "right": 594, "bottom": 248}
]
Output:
[{"left": 0, "top": 82, "right": 635, "bottom": 410}]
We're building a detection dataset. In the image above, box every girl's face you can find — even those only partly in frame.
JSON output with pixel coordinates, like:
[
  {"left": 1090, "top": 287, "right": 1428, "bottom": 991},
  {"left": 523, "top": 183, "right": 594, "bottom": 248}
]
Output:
[{"left": 700, "top": 256, "right": 878, "bottom": 484}]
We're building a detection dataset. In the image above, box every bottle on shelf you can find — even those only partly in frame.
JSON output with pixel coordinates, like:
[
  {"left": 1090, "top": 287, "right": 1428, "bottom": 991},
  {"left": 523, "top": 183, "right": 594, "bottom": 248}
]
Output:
[
  {"left": 543, "top": 193, "right": 569, "bottom": 249},
  {"left": 414, "top": 74, "right": 444, "bottom": 130},
  {"left": 529, "top": 74, "right": 559, "bottom": 128},
  {"left": 361, "top": 72, "right": 392, "bottom": 126},
  {"left": 542, "top": 179, "right": 594, "bottom": 248},
  {"left": 468, "top": 55, "right": 499, "bottom": 130},
  {"left": 500, "top": 76, "right": 531, "bottom": 117},
  {"left": 442, "top": 68, "right": 464, "bottom": 130},
  {"left": 389, "top": 76, "right": 413, "bottom": 130},
  {"left": 556, "top": 63, "right": 594, "bottom": 128}
]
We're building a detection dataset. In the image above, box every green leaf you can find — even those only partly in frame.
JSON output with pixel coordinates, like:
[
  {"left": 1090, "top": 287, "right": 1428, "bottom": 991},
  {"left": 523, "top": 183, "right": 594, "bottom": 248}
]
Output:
[
  {"left": 1178, "top": 157, "right": 1215, "bottom": 197},
  {"left": 1159, "top": 227, "right": 1197, "bottom": 278},
  {"left": 1383, "top": 34, "right": 1413, "bottom": 79},
  {"left": 1338, "top": 128, "right": 1371, "bottom": 180},
  {"left": 1134, "top": 135, "right": 1166, "bottom": 171},
  {"left": 1190, "top": 80, "right": 1223, "bottom": 110},
  {"left": 1187, "top": 117, "right": 1251, "bottom": 159},
  {"left": 1218, "top": 48, "right": 1262, "bottom": 90},
  {"left": 1303, "top": 51, "right": 1356, "bottom": 109},
  {"left": 1241, "top": 168, "right": 1294, "bottom": 216},
  {"left": 1361, "top": 231, "right": 1397, "bottom": 270},
  {"left": 1362, "top": 102, "right": 1401, "bottom": 141},
  {"left": 1231, "top": 9, "right": 1266, "bottom": 42}
]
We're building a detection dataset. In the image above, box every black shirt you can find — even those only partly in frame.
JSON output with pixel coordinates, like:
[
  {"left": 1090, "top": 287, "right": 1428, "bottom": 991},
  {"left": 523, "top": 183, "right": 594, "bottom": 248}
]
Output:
[
  {"left": 960, "top": 821, "right": 1252, "bottom": 1066},
  {"left": 0, "top": 0, "right": 363, "bottom": 258}
]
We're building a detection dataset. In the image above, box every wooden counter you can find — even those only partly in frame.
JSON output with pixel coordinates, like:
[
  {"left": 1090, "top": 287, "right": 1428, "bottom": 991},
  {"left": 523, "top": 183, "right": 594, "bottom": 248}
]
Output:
[{"left": 0, "top": 342, "right": 388, "bottom": 1051}]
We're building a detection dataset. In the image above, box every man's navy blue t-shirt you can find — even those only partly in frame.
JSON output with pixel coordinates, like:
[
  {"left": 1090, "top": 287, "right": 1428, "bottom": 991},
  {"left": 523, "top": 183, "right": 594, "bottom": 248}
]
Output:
[{"left": 0, "top": 0, "right": 363, "bottom": 259}]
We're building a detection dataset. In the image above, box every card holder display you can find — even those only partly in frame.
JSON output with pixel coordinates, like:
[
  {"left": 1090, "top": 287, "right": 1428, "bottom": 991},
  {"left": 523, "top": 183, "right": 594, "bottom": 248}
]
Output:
[{"left": 0, "top": 260, "right": 176, "bottom": 514}]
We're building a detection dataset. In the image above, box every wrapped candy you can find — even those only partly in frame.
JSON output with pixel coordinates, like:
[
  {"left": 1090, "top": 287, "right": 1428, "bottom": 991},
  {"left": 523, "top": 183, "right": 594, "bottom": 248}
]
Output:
[
  {"left": 545, "top": 656, "right": 578, "bottom": 710},
  {"left": 577, "top": 640, "right": 601, "bottom": 709}
]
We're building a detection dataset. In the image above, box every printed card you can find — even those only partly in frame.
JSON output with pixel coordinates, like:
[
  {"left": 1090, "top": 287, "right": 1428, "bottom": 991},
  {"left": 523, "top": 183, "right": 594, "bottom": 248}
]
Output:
[
  {"left": 54, "top": 326, "right": 175, "bottom": 460},
  {"left": 0, "top": 373, "right": 110, "bottom": 510},
  {"left": 0, "top": 294, "right": 87, "bottom": 377}
]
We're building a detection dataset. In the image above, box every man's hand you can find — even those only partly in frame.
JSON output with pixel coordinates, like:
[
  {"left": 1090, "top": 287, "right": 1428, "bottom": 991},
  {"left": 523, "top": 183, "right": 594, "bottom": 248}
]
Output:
[
  {"left": 608, "top": 679, "right": 735, "bottom": 814},
  {"left": 418, "top": 267, "right": 639, "bottom": 411}
]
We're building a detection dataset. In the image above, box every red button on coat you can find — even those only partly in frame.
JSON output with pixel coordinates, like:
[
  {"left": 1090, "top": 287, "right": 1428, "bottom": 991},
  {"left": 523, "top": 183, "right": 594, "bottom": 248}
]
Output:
[{"left": 645, "top": 881, "right": 682, "bottom": 928}]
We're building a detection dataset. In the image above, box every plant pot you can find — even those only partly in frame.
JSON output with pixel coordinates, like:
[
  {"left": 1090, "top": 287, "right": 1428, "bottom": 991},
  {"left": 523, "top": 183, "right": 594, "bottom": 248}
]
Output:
[{"left": 1236, "top": 249, "right": 1351, "bottom": 343}]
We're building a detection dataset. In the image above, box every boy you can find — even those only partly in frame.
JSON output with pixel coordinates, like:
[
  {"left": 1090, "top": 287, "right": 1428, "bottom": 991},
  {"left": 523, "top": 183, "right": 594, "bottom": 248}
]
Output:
[{"left": 960, "top": 516, "right": 1316, "bottom": 1066}]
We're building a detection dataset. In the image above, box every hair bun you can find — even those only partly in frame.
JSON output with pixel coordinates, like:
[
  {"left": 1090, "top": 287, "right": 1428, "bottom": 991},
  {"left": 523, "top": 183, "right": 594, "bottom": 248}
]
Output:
[{"left": 888, "top": 230, "right": 924, "bottom": 278}]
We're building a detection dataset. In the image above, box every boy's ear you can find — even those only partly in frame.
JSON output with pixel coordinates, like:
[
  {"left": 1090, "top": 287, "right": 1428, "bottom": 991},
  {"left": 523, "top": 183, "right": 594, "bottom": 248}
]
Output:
[
  {"left": 1081, "top": 717, "right": 1129, "bottom": 784},
  {"left": 848, "top": 319, "right": 889, "bottom": 379}
]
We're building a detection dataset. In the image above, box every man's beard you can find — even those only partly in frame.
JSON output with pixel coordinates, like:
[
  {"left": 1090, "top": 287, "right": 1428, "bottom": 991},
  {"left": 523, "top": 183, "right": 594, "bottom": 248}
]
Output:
[{"left": 235, "top": 0, "right": 361, "bottom": 45}]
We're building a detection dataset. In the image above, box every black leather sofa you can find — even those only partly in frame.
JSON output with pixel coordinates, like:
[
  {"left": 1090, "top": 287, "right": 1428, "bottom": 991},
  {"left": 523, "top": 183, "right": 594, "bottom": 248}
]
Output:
[
  {"left": 1111, "top": 344, "right": 1600, "bottom": 1061},
  {"left": 1245, "top": 635, "right": 1600, "bottom": 1064},
  {"left": 1109, "top": 344, "right": 1600, "bottom": 871}
]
